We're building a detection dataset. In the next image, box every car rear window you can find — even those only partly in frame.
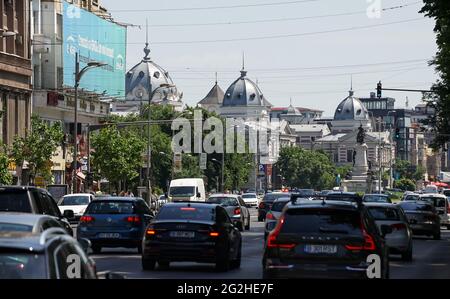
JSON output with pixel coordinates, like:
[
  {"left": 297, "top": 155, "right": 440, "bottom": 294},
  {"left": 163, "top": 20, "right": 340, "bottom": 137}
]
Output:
[
  {"left": 326, "top": 194, "right": 359, "bottom": 202},
  {"left": 400, "top": 202, "right": 433, "bottom": 212},
  {"left": 263, "top": 193, "right": 289, "bottom": 202},
  {"left": 242, "top": 194, "right": 256, "bottom": 198},
  {"left": 367, "top": 207, "right": 400, "bottom": 221},
  {"left": 404, "top": 195, "right": 420, "bottom": 201},
  {"left": 207, "top": 197, "right": 238, "bottom": 207},
  {"left": 86, "top": 201, "right": 135, "bottom": 214},
  {"left": 281, "top": 208, "right": 362, "bottom": 236},
  {"left": 420, "top": 197, "right": 446, "bottom": 208},
  {"left": 364, "top": 195, "right": 390, "bottom": 203},
  {"left": 60, "top": 196, "right": 90, "bottom": 206},
  {"left": 0, "top": 190, "right": 32, "bottom": 213},
  {"left": 156, "top": 206, "right": 216, "bottom": 222},
  {"left": 270, "top": 200, "right": 290, "bottom": 212}
]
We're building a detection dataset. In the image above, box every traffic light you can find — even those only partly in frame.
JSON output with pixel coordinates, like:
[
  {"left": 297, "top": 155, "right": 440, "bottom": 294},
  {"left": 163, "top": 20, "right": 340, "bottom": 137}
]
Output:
[
  {"left": 377, "top": 81, "right": 382, "bottom": 98},
  {"left": 394, "top": 128, "right": 401, "bottom": 140}
]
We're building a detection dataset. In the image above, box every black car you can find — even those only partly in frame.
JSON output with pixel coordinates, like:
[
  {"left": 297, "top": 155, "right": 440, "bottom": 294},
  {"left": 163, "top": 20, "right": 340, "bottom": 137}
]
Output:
[
  {"left": 0, "top": 228, "right": 97, "bottom": 279},
  {"left": 262, "top": 199, "right": 391, "bottom": 279},
  {"left": 398, "top": 201, "right": 441, "bottom": 240},
  {"left": 0, "top": 186, "right": 73, "bottom": 236},
  {"left": 258, "top": 192, "right": 290, "bottom": 222},
  {"left": 142, "top": 202, "right": 242, "bottom": 272}
]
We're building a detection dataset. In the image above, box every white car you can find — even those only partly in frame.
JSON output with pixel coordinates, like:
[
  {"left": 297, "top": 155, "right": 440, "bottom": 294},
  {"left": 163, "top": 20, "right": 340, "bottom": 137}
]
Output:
[
  {"left": 242, "top": 193, "right": 258, "bottom": 207},
  {"left": 58, "top": 193, "right": 95, "bottom": 222},
  {"left": 419, "top": 193, "right": 450, "bottom": 229}
]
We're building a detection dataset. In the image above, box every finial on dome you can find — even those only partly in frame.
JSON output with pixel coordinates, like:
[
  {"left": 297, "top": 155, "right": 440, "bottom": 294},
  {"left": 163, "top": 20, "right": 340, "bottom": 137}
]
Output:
[
  {"left": 143, "top": 18, "right": 151, "bottom": 60},
  {"left": 240, "top": 52, "right": 247, "bottom": 77},
  {"left": 349, "top": 75, "right": 354, "bottom": 96}
]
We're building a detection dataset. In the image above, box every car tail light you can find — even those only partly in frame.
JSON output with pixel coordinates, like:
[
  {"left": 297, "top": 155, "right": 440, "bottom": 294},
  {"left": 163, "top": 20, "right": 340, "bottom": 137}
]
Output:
[
  {"left": 259, "top": 202, "right": 265, "bottom": 209},
  {"left": 345, "top": 220, "right": 376, "bottom": 251},
  {"left": 266, "top": 212, "right": 275, "bottom": 220},
  {"left": 125, "top": 216, "right": 141, "bottom": 224},
  {"left": 80, "top": 216, "right": 94, "bottom": 223},
  {"left": 209, "top": 232, "right": 220, "bottom": 237},
  {"left": 146, "top": 229, "right": 156, "bottom": 236},
  {"left": 181, "top": 207, "right": 196, "bottom": 211},
  {"left": 234, "top": 207, "right": 241, "bottom": 215},
  {"left": 267, "top": 215, "right": 296, "bottom": 249},
  {"left": 391, "top": 223, "right": 406, "bottom": 230}
]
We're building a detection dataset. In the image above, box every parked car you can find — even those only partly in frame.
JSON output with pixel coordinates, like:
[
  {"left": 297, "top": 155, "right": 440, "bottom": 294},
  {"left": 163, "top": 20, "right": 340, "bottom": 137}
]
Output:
[
  {"left": 241, "top": 193, "right": 259, "bottom": 207},
  {"left": 258, "top": 192, "right": 290, "bottom": 222},
  {"left": 264, "top": 197, "right": 290, "bottom": 240},
  {"left": 207, "top": 194, "right": 250, "bottom": 231},
  {"left": 0, "top": 186, "right": 73, "bottom": 236},
  {"left": 0, "top": 213, "right": 66, "bottom": 233},
  {"left": 419, "top": 194, "right": 450, "bottom": 229},
  {"left": 58, "top": 193, "right": 95, "bottom": 222},
  {"left": 77, "top": 197, "right": 154, "bottom": 253},
  {"left": 398, "top": 201, "right": 441, "bottom": 240},
  {"left": 262, "top": 200, "right": 391, "bottom": 279},
  {"left": 0, "top": 228, "right": 97, "bottom": 279},
  {"left": 142, "top": 203, "right": 242, "bottom": 271},
  {"left": 364, "top": 203, "right": 413, "bottom": 261},
  {"left": 363, "top": 194, "right": 392, "bottom": 204}
]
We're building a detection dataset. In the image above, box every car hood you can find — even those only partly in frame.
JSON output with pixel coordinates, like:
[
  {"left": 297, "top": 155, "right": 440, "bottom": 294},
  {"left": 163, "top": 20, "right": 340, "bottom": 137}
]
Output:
[{"left": 58, "top": 205, "right": 87, "bottom": 215}]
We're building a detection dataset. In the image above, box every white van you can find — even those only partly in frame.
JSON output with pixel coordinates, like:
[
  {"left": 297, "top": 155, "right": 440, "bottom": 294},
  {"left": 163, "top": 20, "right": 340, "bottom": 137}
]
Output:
[{"left": 168, "top": 178, "right": 206, "bottom": 202}]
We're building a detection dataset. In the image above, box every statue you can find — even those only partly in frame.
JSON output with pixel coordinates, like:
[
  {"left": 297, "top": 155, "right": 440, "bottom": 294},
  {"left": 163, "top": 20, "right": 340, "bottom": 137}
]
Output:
[{"left": 356, "top": 125, "right": 366, "bottom": 144}]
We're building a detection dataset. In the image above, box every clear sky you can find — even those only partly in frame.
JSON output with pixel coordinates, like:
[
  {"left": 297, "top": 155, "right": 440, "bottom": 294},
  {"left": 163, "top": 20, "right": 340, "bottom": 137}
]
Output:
[{"left": 101, "top": 0, "right": 437, "bottom": 116}]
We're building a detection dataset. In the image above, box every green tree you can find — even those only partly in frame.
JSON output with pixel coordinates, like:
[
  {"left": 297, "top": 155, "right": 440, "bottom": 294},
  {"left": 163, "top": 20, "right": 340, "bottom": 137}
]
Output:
[
  {"left": 420, "top": 1, "right": 450, "bottom": 149},
  {"left": 276, "top": 147, "right": 336, "bottom": 190},
  {"left": 0, "top": 143, "right": 12, "bottom": 185},
  {"left": 11, "top": 116, "right": 64, "bottom": 184},
  {"left": 91, "top": 126, "right": 146, "bottom": 192},
  {"left": 394, "top": 179, "right": 416, "bottom": 191},
  {"left": 394, "top": 159, "right": 425, "bottom": 181}
]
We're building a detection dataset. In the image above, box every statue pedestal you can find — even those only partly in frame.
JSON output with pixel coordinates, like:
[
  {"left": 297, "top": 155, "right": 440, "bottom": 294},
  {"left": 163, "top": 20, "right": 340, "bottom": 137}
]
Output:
[{"left": 341, "top": 143, "right": 378, "bottom": 193}]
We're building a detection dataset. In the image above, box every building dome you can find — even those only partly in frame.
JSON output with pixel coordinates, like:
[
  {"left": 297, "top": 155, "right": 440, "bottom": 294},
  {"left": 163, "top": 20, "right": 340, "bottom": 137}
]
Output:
[
  {"left": 334, "top": 91, "right": 369, "bottom": 121},
  {"left": 222, "top": 70, "right": 272, "bottom": 108},
  {"left": 125, "top": 43, "right": 182, "bottom": 104}
]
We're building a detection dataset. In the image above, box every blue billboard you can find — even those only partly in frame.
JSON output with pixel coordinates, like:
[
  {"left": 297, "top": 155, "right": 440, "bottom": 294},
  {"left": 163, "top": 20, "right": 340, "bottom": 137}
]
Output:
[{"left": 63, "top": 1, "right": 126, "bottom": 98}]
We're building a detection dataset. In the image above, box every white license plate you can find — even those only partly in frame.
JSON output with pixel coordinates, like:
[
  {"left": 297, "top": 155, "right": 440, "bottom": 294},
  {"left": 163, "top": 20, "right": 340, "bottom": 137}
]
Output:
[
  {"left": 170, "top": 231, "right": 195, "bottom": 238},
  {"left": 98, "top": 233, "right": 120, "bottom": 239},
  {"left": 304, "top": 244, "right": 337, "bottom": 254}
]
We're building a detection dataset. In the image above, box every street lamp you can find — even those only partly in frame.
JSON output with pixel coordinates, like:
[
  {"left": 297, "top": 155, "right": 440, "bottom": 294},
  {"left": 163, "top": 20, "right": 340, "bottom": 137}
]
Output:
[
  {"left": 72, "top": 53, "right": 106, "bottom": 193},
  {"left": 211, "top": 158, "right": 225, "bottom": 193}
]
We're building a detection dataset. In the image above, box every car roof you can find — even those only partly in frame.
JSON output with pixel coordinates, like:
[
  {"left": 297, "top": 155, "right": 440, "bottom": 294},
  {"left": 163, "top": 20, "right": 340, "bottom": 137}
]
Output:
[
  {"left": 420, "top": 193, "right": 447, "bottom": 198},
  {"left": 364, "top": 194, "right": 389, "bottom": 197},
  {"left": 287, "top": 199, "right": 359, "bottom": 210},
  {"left": 63, "top": 193, "right": 92, "bottom": 197},
  {"left": 162, "top": 202, "right": 219, "bottom": 209},
  {"left": 327, "top": 192, "right": 359, "bottom": 196},
  {"left": 0, "top": 186, "right": 44, "bottom": 192},
  {"left": 273, "top": 197, "right": 291, "bottom": 202},
  {"left": 363, "top": 202, "right": 398, "bottom": 208},
  {"left": 399, "top": 200, "right": 431, "bottom": 205},
  {"left": 92, "top": 196, "right": 142, "bottom": 202},
  {"left": 209, "top": 194, "right": 239, "bottom": 198},
  {"left": 0, "top": 213, "right": 53, "bottom": 226}
]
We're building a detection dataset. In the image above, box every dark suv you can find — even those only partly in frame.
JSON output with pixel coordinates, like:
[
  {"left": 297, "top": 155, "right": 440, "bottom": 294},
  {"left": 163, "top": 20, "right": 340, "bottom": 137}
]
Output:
[
  {"left": 262, "top": 199, "right": 391, "bottom": 279},
  {"left": 258, "top": 192, "right": 290, "bottom": 222},
  {"left": 0, "top": 186, "right": 73, "bottom": 235}
]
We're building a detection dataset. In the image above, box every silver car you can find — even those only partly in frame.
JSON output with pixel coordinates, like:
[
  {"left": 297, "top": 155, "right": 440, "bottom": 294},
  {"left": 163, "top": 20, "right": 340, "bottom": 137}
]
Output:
[
  {"left": 0, "top": 213, "right": 66, "bottom": 233},
  {"left": 419, "top": 193, "right": 450, "bottom": 229},
  {"left": 207, "top": 194, "right": 251, "bottom": 231},
  {"left": 365, "top": 203, "right": 413, "bottom": 261},
  {"left": 264, "top": 197, "right": 290, "bottom": 240}
]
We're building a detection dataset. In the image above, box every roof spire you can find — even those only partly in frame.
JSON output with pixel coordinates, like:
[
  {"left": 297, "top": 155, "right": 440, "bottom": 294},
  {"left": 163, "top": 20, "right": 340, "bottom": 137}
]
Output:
[
  {"left": 143, "top": 18, "right": 151, "bottom": 60},
  {"left": 349, "top": 75, "right": 354, "bottom": 96},
  {"left": 290, "top": 97, "right": 293, "bottom": 106},
  {"left": 215, "top": 72, "right": 218, "bottom": 85},
  {"left": 240, "top": 51, "right": 247, "bottom": 77}
]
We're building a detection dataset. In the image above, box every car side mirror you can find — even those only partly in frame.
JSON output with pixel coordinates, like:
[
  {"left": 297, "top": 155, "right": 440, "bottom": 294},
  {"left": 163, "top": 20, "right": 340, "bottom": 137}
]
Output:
[
  {"left": 63, "top": 210, "right": 74, "bottom": 219},
  {"left": 78, "top": 238, "right": 91, "bottom": 253},
  {"left": 380, "top": 225, "right": 393, "bottom": 237}
]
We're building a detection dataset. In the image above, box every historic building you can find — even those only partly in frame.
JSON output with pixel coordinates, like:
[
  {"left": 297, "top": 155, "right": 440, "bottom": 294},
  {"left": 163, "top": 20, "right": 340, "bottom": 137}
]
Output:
[{"left": 197, "top": 79, "right": 224, "bottom": 114}]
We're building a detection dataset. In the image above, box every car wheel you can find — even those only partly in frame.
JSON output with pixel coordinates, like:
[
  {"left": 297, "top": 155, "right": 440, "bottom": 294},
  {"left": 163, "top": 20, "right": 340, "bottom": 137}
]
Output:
[
  {"left": 433, "top": 231, "right": 441, "bottom": 240},
  {"left": 158, "top": 260, "right": 170, "bottom": 269},
  {"left": 245, "top": 216, "right": 250, "bottom": 230},
  {"left": 142, "top": 257, "right": 156, "bottom": 271},
  {"left": 92, "top": 245, "right": 102, "bottom": 254},
  {"left": 401, "top": 247, "right": 413, "bottom": 261}
]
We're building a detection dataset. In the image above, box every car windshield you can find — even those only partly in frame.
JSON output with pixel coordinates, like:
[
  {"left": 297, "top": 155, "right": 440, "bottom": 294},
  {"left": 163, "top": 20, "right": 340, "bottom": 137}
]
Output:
[
  {"left": 0, "top": 190, "right": 31, "bottom": 213},
  {"left": 156, "top": 206, "right": 216, "bottom": 222},
  {"left": 263, "top": 193, "right": 289, "bottom": 203},
  {"left": 169, "top": 187, "right": 195, "bottom": 197},
  {"left": 207, "top": 197, "right": 238, "bottom": 207},
  {"left": 270, "top": 200, "right": 290, "bottom": 212},
  {"left": 404, "top": 195, "right": 420, "bottom": 201},
  {"left": 242, "top": 194, "right": 256, "bottom": 198},
  {"left": 363, "top": 195, "right": 390, "bottom": 203},
  {"left": 368, "top": 207, "right": 400, "bottom": 221},
  {"left": 60, "top": 196, "right": 90, "bottom": 206},
  {"left": 86, "top": 201, "right": 135, "bottom": 214},
  {"left": 0, "top": 223, "right": 33, "bottom": 232},
  {"left": 420, "top": 197, "right": 446, "bottom": 208},
  {"left": 281, "top": 208, "right": 362, "bottom": 236},
  {"left": 0, "top": 253, "right": 47, "bottom": 279},
  {"left": 400, "top": 202, "right": 434, "bottom": 212},
  {"left": 326, "top": 194, "right": 359, "bottom": 202}
]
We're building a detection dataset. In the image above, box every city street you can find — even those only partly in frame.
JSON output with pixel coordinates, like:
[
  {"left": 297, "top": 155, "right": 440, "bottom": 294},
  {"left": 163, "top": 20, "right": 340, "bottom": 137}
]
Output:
[{"left": 89, "top": 209, "right": 450, "bottom": 279}]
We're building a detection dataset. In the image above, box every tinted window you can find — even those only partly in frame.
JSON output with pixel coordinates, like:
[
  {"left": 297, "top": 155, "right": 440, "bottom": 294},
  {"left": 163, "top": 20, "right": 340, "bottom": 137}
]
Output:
[
  {"left": 326, "top": 194, "right": 359, "bottom": 202},
  {"left": 364, "top": 195, "right": 390, "bottom": 203},
  {"left": 86, "top": 201, "right": 135, "bottom": 214},
  {"left": 368, "top": 207, "right": 400, "bottom": 221},
  {"left": 281, "top": 208, "right": 362, "bottom": 236},
  {"left": 0, "top": 223, "right": 33, "bottom": 232},
  {"left": 42, "top": 194, "right": 61, "bottom": 217},
  {"left": 169, "top": 187, "right": 195, "bottom": 197},
  {"left": 400, "top": 203, "right": 434, "bottom": 212},
  {"left": 207, "top": 197, "right": 238, "bottom": 207},
  {"left": 156, "top": 206, "right": 216, "bottom": 222},
  {"left": 263, "top": 193, "right": 289, "bottom": 203},
  {"left": 242, "top": 194, "right": 257, "bottom": 198},
  {"left": 0, "top": 190, "right": 31, "bottom": 212},
  {"left": 60, "top": 196, "right": 90, "bottom": 206},
  {"left": 420, "top": 197, "right": 446, "bottom": 208},
  {"left": 0, "top": 253, "right": 47, "bottom": 279},
  {"left": 270, "top": 200, "right": 289, "bottom": 212}
]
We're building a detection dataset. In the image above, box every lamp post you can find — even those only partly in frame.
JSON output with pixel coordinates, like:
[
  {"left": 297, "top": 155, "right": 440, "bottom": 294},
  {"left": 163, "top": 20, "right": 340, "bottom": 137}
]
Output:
[
  {"left": 72, "top": 53, "right": 106, "bottom": 194},
  {"left": 211, "top": 158, "right": 224, "bottom": 192},
  {"left": 387, "top": 111, "right": 397, "bottom": 189}
]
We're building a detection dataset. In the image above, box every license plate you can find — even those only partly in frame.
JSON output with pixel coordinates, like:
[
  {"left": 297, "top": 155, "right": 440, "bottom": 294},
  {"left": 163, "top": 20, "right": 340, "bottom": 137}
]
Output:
[
  {"left": 304, "top": 244, "right": 337, "bottom": 254},
  {"left": 98, "top": 233, "right": 120, "bottom": 239},
  {"left": 170, "top": 231, "right": 195, "bottom": 238}
]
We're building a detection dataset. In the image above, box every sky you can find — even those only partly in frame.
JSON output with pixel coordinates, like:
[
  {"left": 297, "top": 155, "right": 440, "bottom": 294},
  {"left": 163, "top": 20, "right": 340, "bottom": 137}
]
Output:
[{"left": 101, "top": 0, "right": 438, "bottom": 116}]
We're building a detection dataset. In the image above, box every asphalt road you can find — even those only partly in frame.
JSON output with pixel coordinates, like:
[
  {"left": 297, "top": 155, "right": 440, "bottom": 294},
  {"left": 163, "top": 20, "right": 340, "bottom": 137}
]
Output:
[{"left": 89, "top": 209, "right": 450, "bottom": 279}]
